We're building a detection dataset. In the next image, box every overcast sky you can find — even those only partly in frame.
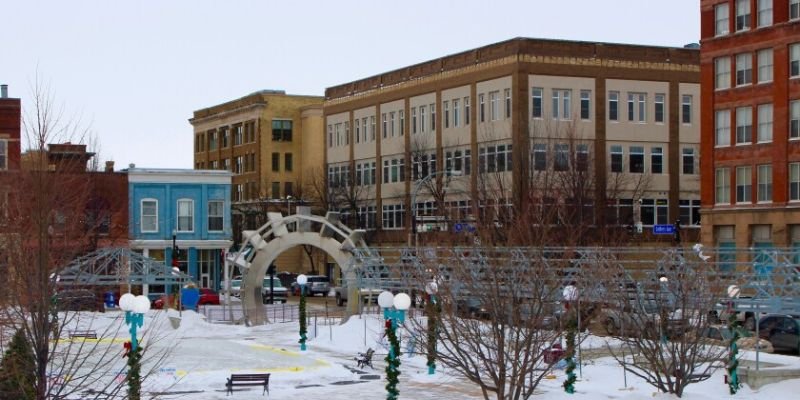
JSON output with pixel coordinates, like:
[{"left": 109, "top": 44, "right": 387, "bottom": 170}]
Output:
[{"left": 2, "top": 0, "right": 700, "bottom": 169}]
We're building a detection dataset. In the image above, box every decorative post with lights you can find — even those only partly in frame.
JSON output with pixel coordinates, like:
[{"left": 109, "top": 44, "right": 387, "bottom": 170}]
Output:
[
  {"left": 562, "top": 285, "right": 578, "bottom": 394},
  {"left": 297, "top": 274, "right": 308, "bottom": 351},
  {"left": 119, "top": 293, "right": 151, "bottom": 400},
  {"left": 425, "top": 281, "right": 439, "bottom": 375},
  {"left": 378, "top": 291, "right": 410, "bottom": 400}
]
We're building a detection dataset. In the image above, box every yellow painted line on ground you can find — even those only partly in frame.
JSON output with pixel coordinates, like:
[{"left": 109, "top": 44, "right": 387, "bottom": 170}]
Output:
[{"left": 54, "top": 337, "right": 130, "bottom": 345}]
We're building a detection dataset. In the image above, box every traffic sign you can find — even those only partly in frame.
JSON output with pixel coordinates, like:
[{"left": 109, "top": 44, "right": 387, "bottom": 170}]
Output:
[{"left": 652, "top": 224, "right": 675, "bottom": 235}]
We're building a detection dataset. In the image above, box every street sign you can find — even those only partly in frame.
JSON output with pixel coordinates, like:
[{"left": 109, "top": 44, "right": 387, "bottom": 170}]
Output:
[{"left": 652, "top": 224, "right": 675, "bottom": 235}]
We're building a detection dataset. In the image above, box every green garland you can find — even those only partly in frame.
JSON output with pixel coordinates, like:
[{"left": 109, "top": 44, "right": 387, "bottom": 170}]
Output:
[
  {"left": 299, "top": 291, "right": 307, "bottom": 349},
  {"left": 563, "top": 316, "right": 577, "bottom": 394},
  {"left": 426, "top": 297, "right": 438, "bottom": 373},
  {"left": 385, "top": 321, "right": 401, "bottom": 400},
  {"left": 127, "top": 346, "right": 143, "bottom": 400},
  {"left": 727, "top": 313, "right": 741, "bottom": 394}
]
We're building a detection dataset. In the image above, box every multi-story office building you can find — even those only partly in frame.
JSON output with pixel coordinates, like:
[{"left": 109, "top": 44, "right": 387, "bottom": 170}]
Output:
[
  {"left": 324, "top": 38, "right": 701, "bottom": 245},
  {"left": 0, "top": 84, "right": 20, "bottom": 173},
  {"left": 700, "top": 0, "right": 800, "bottom": 248}
]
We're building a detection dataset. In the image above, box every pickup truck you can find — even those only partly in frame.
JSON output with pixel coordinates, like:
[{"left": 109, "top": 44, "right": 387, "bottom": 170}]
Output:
[
  {"left": 262, "top": 277, "right": 288, "bottom": 304},
  {"left": 333, "top": 285, "right": 382, "bottom": 307}
]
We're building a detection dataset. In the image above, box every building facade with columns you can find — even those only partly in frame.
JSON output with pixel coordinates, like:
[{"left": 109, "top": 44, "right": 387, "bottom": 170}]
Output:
[{"left": 324, "top": 37, "right": 702, "bottom": 246}]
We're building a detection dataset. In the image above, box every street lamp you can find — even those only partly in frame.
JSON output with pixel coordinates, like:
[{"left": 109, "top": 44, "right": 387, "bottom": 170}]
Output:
[
  {"left": 408, "top": 169, "right": 462, "bottom": 247},
  {"left": 425, "top": 281, "right": 438, "bottom": 375},
  {"left": 379, "top": 291, "right": 410, "bottom": 400},
  {"left": 297, "top": 274, "right": 308, "bottom": 351},
  {"left": 119, "top": 293, "right": 151, "bottom": 400},
  {"left": 562, "top": 285, "right": 579, "bottom": 394}
]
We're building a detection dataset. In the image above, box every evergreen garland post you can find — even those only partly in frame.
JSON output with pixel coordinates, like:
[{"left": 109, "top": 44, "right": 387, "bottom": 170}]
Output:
[
  {"left": 426, "top": 294, "right": 438, "bottom": 375},
  {"left": 727, "top": 312, "right": 741, "bottom": 394},
  {"left": 126, "top": 346, "right": 144, "bottom": 400},
  {"left": 0, "top": 329, "right": 36, "bottom": 400},
  {"left": 384, "top": 319, "right": 401, "bottom": 400},
  {"left": 563, "top": 311, "right": 577, "bottom": 394},
  {"left": 299, "top": 285, "right": 308, "bottom": 351}
]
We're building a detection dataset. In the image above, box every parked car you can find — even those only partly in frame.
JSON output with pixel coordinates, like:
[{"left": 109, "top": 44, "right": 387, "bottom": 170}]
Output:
[
  {"left": 198, "top": 288, "right": 220, "bottom": 305},
  {"left": 228, "top": 276, "right": 242, "bottom": 297},
  {"left": 54, "top": 289, "right": 103, "bottom": 312},
  {"left": 757, "top": 314, "right": 800, "bottom": 354},
  {"left": 262, "top": 277, "right": 288, "bottom": 304},
  {"left": 699, "top": 325, "right": 773, "bottom": 353},
  {"left": 292, "top": 275, "right": 331, "bottom": 297}
]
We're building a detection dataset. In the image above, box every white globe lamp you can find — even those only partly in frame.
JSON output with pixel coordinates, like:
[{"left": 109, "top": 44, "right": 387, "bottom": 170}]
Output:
[
  {"left": 378, "top": 291, "right": 394, "bottom": 309},
  {"left": 394, "top": 293, "right": 411, "bottom": 311}
]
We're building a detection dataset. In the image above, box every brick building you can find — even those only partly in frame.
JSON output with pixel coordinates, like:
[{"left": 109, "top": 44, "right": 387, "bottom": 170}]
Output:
[
  {"left": 324, "top": 37, "right": 701, "bottom": 246},
  {"left": 0, "top": 84, "right": 21, "bottom": 172},
  {"left": 700, "top": 0, "right": 800, "bottom": 248}
]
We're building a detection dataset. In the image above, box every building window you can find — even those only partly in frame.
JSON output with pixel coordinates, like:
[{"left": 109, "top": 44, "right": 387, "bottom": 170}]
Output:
[
  {"left": 641, "top": 199, "right": 668, "bottom": 226},
  {"left": 464, "top": 97, "right": 471, "bottom": 125},
  {"left": 141, "top": 199, "right": 158, "bottom": 233},
  {"left": 430, "top": 103, "right": 436, "bottom": 131},
  {"left": 679, "top": 200, "right": 701, "bottom": 226},
  {"left": 489, "top": 91, "right": 500, "bottom": 121},
  {"left": 382, "top": 113, "right": 387, "bottom": 138},
  {"left": 177, "top": 199, "right": 194, "bottom": 232},
  {"left": 327, "top": 124, "right": 332, "bottom": 147},
  {"left": 758, "top": 164, "right": 772, "bottom": 203},
  {"left": 553, "top": 89, "right": 572, "bottom": 120},
  {"left": 716, "top": 168, "right": 731, "bottom": 204},
  {"left": 357, "top": 205, "right": 377, "bottom": 230},
  {"left": 532, "top": 88, "right": 543, "bottom": 118},
  {"left": 736, "top": 166, "right": 752, "bottom": 203},
  {"left": 445, "top": 149, "right": 471, "bottom": 175},
  {"left": 271, "top": 182, "right": 280, "bottom": 198},
  {"left": 682, "top": 148, "right": 696, "bottom": 174},
  {"left": 757, "top": 48, "right": 773, "bottom": 83},
  {"left": 208, "top": 130, "right": 217, "bottom": 150},
  {"left": 390, "top": 112, "right": 396, "bottom": 137},
  {"left": 284, "top": 153, "right": 293, "bottom": 172},
  {"left": 478, "top": 144, "right": 513, "bottom": 173},
  {"left": 234, "top": 124, "right": 243, "bottom": 146},
  {"left": 272, "top": 153, "right": 279, "bottom": 172},
  {"left": 420, "top": 105, "right": 427, "bottom": 133},
  {"left": 0, "top": 140, "right": 6, "bottom": 170},
  {"left": 479, "top": 94, "right": 486, "bottom": 122},
  {"left": 220, "top": 127, "right": 229, "bottom": 148},
  {"left": 345, "top": 121, "right": 350, "bottom": 145},
  {"left": 355, "top": 161, "right": 377, "bottom": 186},
  {"left": 355, "top": 119, "right": 360, "bottom": 144},
  {"left": 234, "top": 156, "right": 243, "bottom": 174},
  {"left": 629, "top": 146, "right": 644, "bottom": 173},
  {"left": 452, "top": 99, "right": 460, "bottom": 127},
  {"left": 399, "top": 110, "right": 405, "bottom": 136},
  {"left": 736, "top": 53, "right": 753, "bottom": 86},
  {"left": 272, "top": 120, "right": 293, "bottom": 141},
  {"left": 533, "top": 143, "right": 547, "bottom": 171},
  {"left": 758, "top": 103, "right": 773, "bottom": 142},
  {"left": 554, "top": 144, "right": 569, "bottom": 172},
  {"left": 654, "top": 93, "right": 665, "bottom": 123},
  {"left": 651, "top": 147, "right": 663, "bottom": 174},
  {"left": 790, "top": 163, "right": 800, "bottom": 201},
  {"left": 443, "top": 100, "right": 450, "bottom": 128},
  {"left": 792, "top": 0, "right": 800, "bottom": 20},
  {"left": 791, "top": 43, "right": 800, "bottom": 77},
  {"left": 580, "top": 90, "right": 591, "bottom": 120},
  {"left": 610, "top": 145, "right": 623, "bottom": 173},
  {"left": 681, "top": 95, "right": 692, "bottom": 124},
  {"left": 757, "top": 0, "right": 772, "bottom": 27},
  {"left": 627, "top": 92, "right": 646, "bottom": 122},
  {"left": 736, "top": 0, "right": 751, "bottom": 31},
  {"left": 715, "top": 3, "right": 730, "bottom": 35},
  {"left": 716, "top": 109, "right": 731, "bottom": 146},
  {"left": 576, "top": 144, "right": 589, "bottom": 172},
  {"left": 608, "top": 91, "right": 619, "bottom": 121},
  {"left": 791, "top": 100, "right": 800, "bottom": 139},
  {"left": 208, "top": 200, "right": 224, "bottom": 232},
  {"left": 285, "top": 182, "right": 293, "bottom": 197},
  {"left": 382, "top": 203, "right": 405, "bottom": 229},
  {"left": 504, "top": 89, "right": 512, "bottom": 119},
  {"left": 412, "top": 107, "right": 418, "bottom": 134},
  {"left": 736, "top": 106, "right": 753, "bottom": 144},
  {"left": 716, "top": 57, "right": 731, "bottom": 89},
  {"left": 382, "top": 157, "right": 405, "bottom": 183},
  {"left": 412, "top": 154, "right": 437, "bottom": 181}
]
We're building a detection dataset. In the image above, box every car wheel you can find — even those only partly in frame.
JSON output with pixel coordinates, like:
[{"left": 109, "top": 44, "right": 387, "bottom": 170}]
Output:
[{"left": 336, "top": 293, "right": 344, "bottom": 307}]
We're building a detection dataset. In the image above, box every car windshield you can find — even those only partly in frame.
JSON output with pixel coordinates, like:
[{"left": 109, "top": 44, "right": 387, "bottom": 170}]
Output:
[
  {"left": 231, "top": 280, "right": 241, "bottom": 288},
  {"left": 263, "top": 278, "right": 284, "bottom": 288}
]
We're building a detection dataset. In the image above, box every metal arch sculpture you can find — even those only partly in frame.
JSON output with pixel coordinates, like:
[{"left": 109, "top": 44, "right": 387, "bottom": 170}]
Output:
[
  {"left": 57, "top": 247, "right": 193, "bottom": 286},
  {"left": 230, "top": 211, "right": 368, "bottom": 325}
]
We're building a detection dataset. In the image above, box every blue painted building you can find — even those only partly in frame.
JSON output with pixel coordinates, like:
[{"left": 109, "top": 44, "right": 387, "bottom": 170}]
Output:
[{"left": 128, "top": 168, "right": 233, "bottom": 294}]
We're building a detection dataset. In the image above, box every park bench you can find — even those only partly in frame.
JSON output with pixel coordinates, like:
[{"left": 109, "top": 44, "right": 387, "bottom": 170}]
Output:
[
  {"left": 68, "top": 330, "right": 98, "bottom": 339},
  {"left": 226, "top": 373, "right": 270, "bottom": 396},
  {"left": 355, "top": 348, "right": 375, "bottom": 369}
]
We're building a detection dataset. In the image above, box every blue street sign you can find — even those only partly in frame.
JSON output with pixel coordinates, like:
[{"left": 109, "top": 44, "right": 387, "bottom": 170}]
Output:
[
  {"left": 454, "top": 223, "right": 463, "bottom": 233},
  {"left": 653, "top": 224, "right": 675, "bottom": 235}
]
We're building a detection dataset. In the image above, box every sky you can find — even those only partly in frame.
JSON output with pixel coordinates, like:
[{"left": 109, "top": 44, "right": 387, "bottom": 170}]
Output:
[{"left": 1, "top": 0, "right": 701, "bottom": 169}]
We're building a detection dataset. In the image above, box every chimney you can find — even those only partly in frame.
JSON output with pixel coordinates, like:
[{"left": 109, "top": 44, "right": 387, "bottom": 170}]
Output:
[
  {"left": 105, "top": 160, "right": 115, "bottom": 172},
  {"left": 1, "top": 84, "right": 7, "bottom": 98}
]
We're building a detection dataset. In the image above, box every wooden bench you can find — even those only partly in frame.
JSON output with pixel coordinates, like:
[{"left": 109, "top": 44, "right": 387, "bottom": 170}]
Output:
[
  {"left": 226, "top": 373, "right": 270, "bottom": 396},
  {"left": 354, "top": 348, "right": 375, "bottom": 369},
  {"left": 68, "top": 330, "right": 98, "bottom": 339}
]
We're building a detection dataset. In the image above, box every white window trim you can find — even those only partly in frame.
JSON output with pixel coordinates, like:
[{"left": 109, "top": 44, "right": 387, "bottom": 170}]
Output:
[
  {"left": 208, "top": 200, "right": 224, "bottom": 232},
  {"left": 140, "top": 198, "right": 159, "bottom": 233},
  {"left": 177, "top": 198, "right": 195, "bottom": 233},
  {"left": 0, "top": 139, "right": 7, "bottom": 171}
]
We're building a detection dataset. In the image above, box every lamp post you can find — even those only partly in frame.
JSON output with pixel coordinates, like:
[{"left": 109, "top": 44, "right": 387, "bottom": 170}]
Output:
[
  {"left": 408, "top": 169, "right": 462, "bottom": 247},
  {"left": 378, "top": 291, "right": 410, "bottom": 400},
  {"left": 119, "top": 293, "right": 151, "bottom": 400},
  {"left": 297, "top": 274, "right": 308, "bottom": 351},
  {"left": 425, "top": 281, "right": 438, "bottom": 375},
  {"left": 562, "top": 285, "right": 579, "bottom": 394}
]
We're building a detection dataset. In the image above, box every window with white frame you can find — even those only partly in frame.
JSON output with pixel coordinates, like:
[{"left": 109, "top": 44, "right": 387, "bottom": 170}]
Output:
[
  {"left": 757, "top": 48, "right": 773, "bottom": 83},
  {"left": 489, "top": 91, "right": 500, "bottom": 121},
  {"left": 390, "top": 112, "right": 396, "bottom": 137},
  {"left": 790, "top": 163, "right": 800, "bottom": 201},
  {"left": 328, "top": 164, "right": 350, "bottom": 188},
  {"left": 382, "top": 203, "right": 405, "bottom": 229},
  {"left": 532, "top": 88, "right": 543, "bottom": 118},
  {"left": 679, "top": 200, "right": 701, "bottom": 226},
  {"left": 791, "top": 43, "right": 800, "bottom": 77},
  {"left": 736, "top": 53, "right": 753, "bottom": 86},
  {"left": 641, "top": 199, "right": 668, "bottom": 226},
  {"left": 716, "top": 57, "right": 731, "bottom": 89},
  {"left": 382, "top": 113, "right": 388, "bottom": 138},
  {"left": 554, "top": 143, "right": 569, "bottom": 171},
  {"left": 682, "top": 147, "right": 696, "bottom": 174},
  {"left": 504, "top": 89, "right": 511, "bottom": 119},
  {"left": 791, "top": 100, "right": 800, "bottom": 139},
  {"left": 344, "top": 121, "right": 350, "bottom": 145},
  {"left": 757, "top": 0, "right": 772, "bottom": 27},
  {"left": 716, "top": 109, "right": 731, "bottom": 146},
  {"left": 552, "top": 89, "right": 571, "bottom": 120},
  {"left": 453, "top": 99, "right": 460, "bottom": 127},
  {"left": 420, "top": 105, "right": 427, "bottom": 132},
  {"left": 736, "top": 106, "right": 753, "bottom": 144},
  {"left": 682, "top": 95, "right": 692, "bottom": 124},
  {"left": 412, "top": 153, "right": 437, "bottom": 181},
  {"left": 361, "top": 117, "right": 368, "bottom": 142},
  {"left": 627, "top": 92, "right": 646, "bottom": 122},
  {"left": 479, "top": 94, "right": 485, "bottom": 122},
  {"left": 736, "top": 0, "right": 751, "bottom": 31},
  {"left": 412, "top": 107, "right": 417, "bottom": 134},
  {"left": 177, "top": 199, "right": 194, "bottom": 232},
  {"left": 443, "top": 100, "right": 450, "bottom": 128},
  {"left": 327, "top": 124, "right": 332, "bottom": 148},
  {"left": 479, "top": 144, "right": 513, "bottom": 173},
  {"left": 399, "top": 110, "right": 405, "bottom": 136},
  {"left": 715, "top": 3, "right": 730, "bottom": 35},
  {"left": 430, "top": 103, "right": 436, "bottom": 131},
  {"left": 651, "top": 147, "right": 663, "bottom": 174},
  {"left": 792, "top": 0, "right": 800, "bottom": 20},
  {"left": 464, "top": 96, "right": 471, "bottom": 125},
  {"left": 610, "top": 145, "right": 623, "bottom": 173},
  {"left": 355, "top": 119, "right": 361, "bottom": 144},
  {"left": 576, "top": 144, "right": 589, "bottom": 172},
  {"left": 141, "top": 199, "right": 158, "bottom": 233},
  {"left": 758, "top": 164, "right": 772, "bottom": 202},
  {"left": 357, "top": 205, "right": 377, "bottom": 230},
  {"left": 655, "top": 93, "right": 665, "bottom": 123},
  {"left": 445, "top": 148, "right": 471, "bottom": 175},
  {"left": 0, "top": 139, "right": 6, "bottom": 170},
  {"left": 736, "top": 166, "right": 752, "bottom": 203},
  {"left": 716, "top": 167, "right": 731, "bottom": 204},
  {"left": 608, "top": 91, "right": 619, "bottom": 121},
  {"left": 370, "top": 116, "right": 376, "bottom": 140},
  {"left": 382, "top": 157, "right": 405, "bottom": 183},
  {"left": 208, "top": 200, "right": 224, "bottom": 232},
  {"left": 533, "top": 143, "right": 547, "bottom": 171},
  {"left": 758, "top": 103, "right": 773, "bottom": 142},
  {"left": 356, "top": 161, "right": 377, "bottom": 186},
  {"left": 580, "top": 90, "right": 591, "bottom": 120},
  {"left": 629, "top": 146, "right": 644, "bottom": 173}
]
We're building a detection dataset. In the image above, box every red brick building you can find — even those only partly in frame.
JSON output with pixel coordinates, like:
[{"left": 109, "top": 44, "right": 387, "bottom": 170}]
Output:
[
  {"left": 0, "top": 84, "right": 21, "bottom": 172},
  {"left": 700, "top": 0, "right": 800, "bottom": 248}
]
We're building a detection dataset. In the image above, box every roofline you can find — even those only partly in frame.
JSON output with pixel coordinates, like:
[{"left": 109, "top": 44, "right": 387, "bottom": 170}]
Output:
[{"left": 190, "top": 90, "right": 323, "bottom": 121}]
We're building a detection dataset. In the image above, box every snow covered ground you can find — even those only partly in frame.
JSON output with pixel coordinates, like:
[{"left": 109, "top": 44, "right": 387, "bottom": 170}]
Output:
[{"left": 62, "top": 309, "right": 800, "bottom": 399}]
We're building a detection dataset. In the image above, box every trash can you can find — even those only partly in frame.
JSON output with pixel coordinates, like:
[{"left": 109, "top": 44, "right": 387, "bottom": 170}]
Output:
[{"left": 103, "top": 292, "right": 116, "bottom": 309}]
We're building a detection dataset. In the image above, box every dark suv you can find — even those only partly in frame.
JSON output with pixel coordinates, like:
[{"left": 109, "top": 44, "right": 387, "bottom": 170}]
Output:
[{"left": 758, "top": 314, "right": 800, "bottom": 354}]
